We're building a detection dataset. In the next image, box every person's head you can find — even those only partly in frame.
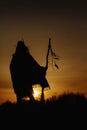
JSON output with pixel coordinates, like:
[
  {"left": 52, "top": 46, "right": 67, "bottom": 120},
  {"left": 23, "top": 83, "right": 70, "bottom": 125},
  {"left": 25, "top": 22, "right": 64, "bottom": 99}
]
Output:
[{"left": 15, "top": 40, "right": 29, "bottom": 54}]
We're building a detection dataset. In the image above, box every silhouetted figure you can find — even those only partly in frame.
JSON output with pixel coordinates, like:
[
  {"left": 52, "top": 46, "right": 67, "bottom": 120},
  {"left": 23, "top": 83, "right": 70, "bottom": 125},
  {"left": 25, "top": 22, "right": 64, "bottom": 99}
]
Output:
[{"left": 10, "top": 40, "right": 50, "bottom": 103}]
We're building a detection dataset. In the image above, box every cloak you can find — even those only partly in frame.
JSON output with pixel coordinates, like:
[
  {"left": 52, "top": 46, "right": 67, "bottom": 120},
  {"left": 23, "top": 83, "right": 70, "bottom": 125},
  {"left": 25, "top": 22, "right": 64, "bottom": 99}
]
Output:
[{"left": 10, "top": 41, "right": 49, "bottom": 97}]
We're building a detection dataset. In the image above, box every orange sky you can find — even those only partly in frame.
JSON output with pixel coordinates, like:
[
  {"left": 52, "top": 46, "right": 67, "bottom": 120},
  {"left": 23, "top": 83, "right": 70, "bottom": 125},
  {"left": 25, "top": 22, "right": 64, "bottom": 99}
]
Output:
[{"left": 0, "top": 1, "right": 87, "bottom": 104}]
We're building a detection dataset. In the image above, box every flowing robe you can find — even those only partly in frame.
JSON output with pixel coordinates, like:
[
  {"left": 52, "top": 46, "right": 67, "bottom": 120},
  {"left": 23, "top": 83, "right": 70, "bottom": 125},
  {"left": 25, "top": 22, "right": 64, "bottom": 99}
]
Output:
[{"left": 10, "top": 49, "right": 49, "bottom": 98}]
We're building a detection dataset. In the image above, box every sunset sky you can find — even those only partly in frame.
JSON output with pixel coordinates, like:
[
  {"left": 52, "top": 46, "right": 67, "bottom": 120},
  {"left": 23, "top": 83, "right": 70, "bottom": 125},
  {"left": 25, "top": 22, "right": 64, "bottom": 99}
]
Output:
[{"left": 0, "top": 0, "right": 87, "bottom": 104}]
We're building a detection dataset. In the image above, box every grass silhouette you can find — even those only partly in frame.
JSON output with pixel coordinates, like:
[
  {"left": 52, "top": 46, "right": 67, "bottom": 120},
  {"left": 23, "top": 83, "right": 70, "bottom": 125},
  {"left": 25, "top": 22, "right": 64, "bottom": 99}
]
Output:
[
  {"left": 0, "top": 92, "right": 87, "bottom": 114},
  {"left": 0, "top": 92, "right": 87, "bottom": 128}
]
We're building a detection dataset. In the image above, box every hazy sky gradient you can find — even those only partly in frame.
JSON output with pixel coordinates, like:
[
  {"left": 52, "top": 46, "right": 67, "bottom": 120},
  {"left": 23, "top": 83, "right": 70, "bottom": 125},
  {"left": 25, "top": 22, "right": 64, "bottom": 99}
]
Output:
[{"left": 0, "top": 0, "right": 87, "bottom": 104}]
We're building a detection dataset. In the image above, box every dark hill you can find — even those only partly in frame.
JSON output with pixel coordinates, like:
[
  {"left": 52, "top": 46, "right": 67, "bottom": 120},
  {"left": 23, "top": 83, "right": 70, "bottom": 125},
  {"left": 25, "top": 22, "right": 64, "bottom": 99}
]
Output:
[{"left": 0, "top": 92, "right": 87, "bottom": 128}]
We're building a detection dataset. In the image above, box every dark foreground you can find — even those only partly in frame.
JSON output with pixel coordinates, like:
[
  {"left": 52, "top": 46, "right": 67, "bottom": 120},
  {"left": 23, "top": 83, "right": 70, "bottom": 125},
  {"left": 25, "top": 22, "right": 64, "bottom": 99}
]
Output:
[{"left": 0, "top": 93, "right": 87, "bottom": 128}]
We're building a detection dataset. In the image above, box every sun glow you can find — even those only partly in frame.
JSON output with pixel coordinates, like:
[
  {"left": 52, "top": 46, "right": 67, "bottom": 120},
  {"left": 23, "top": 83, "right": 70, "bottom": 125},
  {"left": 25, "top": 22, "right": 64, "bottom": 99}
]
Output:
[
  {"left": 33, "top": 85, "right": 41, "bottom": 99},
  {"left": 33, "top": 89, "right": 39, "bottom": 97}
]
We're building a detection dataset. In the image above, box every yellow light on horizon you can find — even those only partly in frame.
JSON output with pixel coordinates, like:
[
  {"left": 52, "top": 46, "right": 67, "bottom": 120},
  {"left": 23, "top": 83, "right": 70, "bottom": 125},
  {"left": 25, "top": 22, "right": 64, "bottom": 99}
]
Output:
[
  {"left": 33, "top": 85, "right": 42, "bottom": 100},
  {"left": 33, "top": 89, "right": 40, "bottom": 98}
]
